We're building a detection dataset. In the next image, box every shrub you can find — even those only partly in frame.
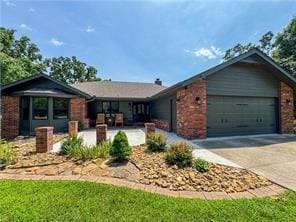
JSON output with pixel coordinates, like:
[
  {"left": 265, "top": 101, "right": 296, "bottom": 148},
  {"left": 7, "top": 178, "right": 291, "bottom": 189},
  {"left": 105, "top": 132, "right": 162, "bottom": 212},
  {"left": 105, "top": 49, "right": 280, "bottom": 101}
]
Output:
[
  {"left": 109, "top": 131, "right": 131, "bottom": 161},
  {"left": 0, "top": 139, "right": 15, "bottom": 165},
  {"left": 61, "top": 135, "right": 112, "bottom": 160},
  {"left": 146, "top": 132, "right": 167, "bottom": 152},
  {"left": 194, "top": 158, "right": 209, "bottom": 173},
  {"left": 60, "top": 134, "right": 84, "bottom": 155},
  {"left": 166, "top": 142, "right": 193, "bottom": 168}
]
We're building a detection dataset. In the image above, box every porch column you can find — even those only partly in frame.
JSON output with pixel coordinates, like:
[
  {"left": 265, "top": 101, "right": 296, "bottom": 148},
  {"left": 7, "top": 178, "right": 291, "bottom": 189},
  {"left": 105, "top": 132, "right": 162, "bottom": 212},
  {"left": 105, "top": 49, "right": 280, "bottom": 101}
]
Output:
[
  {"left": 68, "top": 121, "right": 78, "bottom": 136},
  {"left": 35, "top": 127, "right": 54, "bottom": 153},
  {"left": 144, "top": 123, "right": 155, "bottom": 142},
  {"left": 96, "top": 124, "right": 107, "bottom": 144}
]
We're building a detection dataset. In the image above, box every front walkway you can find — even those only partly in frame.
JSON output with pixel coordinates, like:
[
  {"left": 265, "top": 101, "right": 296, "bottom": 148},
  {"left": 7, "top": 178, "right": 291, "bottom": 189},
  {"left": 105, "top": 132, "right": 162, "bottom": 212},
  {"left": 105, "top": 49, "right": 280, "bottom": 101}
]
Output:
[{"left": 0, "top": 173, "right": 285, "bottom": 200}]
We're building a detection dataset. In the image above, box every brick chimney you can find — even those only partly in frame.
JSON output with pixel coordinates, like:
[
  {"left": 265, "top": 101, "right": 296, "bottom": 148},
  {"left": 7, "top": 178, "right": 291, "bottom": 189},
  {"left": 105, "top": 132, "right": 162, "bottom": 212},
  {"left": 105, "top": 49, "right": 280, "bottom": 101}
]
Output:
[{"left": 154, "top": 78, "right": 162, "bottom": 86}]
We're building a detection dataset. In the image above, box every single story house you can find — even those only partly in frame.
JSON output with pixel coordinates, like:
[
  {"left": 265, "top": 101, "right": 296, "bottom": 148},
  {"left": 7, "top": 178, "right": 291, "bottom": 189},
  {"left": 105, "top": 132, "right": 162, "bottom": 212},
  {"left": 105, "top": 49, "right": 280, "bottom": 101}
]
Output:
[{"left": 1, "top": 49, "right": 295, "bottom": 139}]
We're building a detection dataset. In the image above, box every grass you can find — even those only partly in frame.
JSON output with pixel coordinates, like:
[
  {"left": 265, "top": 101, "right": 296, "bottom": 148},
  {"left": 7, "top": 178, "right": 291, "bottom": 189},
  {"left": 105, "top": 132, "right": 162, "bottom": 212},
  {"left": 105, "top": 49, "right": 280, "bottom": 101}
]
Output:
[{"left": 0, "top": 180, "right": 295, "bottom": 221}]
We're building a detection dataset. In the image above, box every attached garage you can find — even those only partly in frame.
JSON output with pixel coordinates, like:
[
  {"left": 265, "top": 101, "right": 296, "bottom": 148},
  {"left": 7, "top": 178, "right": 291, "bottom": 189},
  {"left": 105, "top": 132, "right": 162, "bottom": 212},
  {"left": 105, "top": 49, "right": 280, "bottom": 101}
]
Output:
[
  {"left": 207, "top": 96, "right": 278, "bottom": 137},
  {"left": 206, "top": 58, "right": 280, "bottom": 137}
]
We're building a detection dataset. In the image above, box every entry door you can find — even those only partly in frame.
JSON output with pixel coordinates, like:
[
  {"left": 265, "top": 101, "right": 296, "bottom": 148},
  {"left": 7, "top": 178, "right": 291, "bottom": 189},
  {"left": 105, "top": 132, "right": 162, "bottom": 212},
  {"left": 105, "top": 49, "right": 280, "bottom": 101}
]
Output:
[{"left": 207, "top": 96, "right": 278, "bottom": 137}]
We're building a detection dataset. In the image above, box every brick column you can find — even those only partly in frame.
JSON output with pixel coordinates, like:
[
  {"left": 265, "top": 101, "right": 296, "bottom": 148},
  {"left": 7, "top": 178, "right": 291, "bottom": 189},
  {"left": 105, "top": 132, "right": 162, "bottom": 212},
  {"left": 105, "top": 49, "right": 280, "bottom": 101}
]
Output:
[
  {"left": 145, "top": 123, "right": 155, "bottom": 142},
  {"left": 68, "top": 121, "right": 78, "bottom": 136},
  {"left": 70, "top": 98, "right": 90, "bottom": 129},
  {"left": 1, "top": 96, "right": 20, "bottom": 139},
  {"left": 176, "top": 78, "right": 207, "bottom": 139},
  {"left": 35, "top": 127, "right": 54, "bottom": 153},
  {"left": 279, "top": 82, "right": 294, "bottom": 134},
  {"left": 96, "top": 124, "right": 107, "bottom": 144}
]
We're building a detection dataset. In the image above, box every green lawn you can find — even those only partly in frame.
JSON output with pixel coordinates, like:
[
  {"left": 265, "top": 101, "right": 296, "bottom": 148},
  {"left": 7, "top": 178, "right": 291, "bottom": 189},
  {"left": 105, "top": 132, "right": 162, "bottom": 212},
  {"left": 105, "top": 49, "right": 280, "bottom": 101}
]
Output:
[{"left": 0, "top": 180, "right": 295, "bottom": 221}]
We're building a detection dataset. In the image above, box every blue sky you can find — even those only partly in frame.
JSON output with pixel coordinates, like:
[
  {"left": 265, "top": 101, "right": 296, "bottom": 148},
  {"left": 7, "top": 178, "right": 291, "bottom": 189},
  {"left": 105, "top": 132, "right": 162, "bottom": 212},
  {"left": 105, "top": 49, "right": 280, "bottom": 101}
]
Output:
[{"left": 1, "top": 0, "right": 296, "bottom": 86}]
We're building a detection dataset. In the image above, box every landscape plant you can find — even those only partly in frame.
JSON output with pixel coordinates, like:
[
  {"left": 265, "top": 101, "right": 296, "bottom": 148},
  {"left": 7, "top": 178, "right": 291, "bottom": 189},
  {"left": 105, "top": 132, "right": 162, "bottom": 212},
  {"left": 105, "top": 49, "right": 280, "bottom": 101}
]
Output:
[
  {"left": 0, "top": 139, "right": 15, "bottom": 165},
  {"left": 61, "top": 135, "right": 111, "bottom": 160},
  {"left": 109, "top": 131, "right": 131, "bottom": 161},
  {"left": 194, "top": 158, "right": 210, "bottom": 173},
  {"left": 146, "top": 132, "right": 167, "bottom": 152},
  {"left": 60, "top": 134, "right": 84, "bottom": 155},
  {"left": 166, "top": 142, "right": 193, "bottom": 168}
]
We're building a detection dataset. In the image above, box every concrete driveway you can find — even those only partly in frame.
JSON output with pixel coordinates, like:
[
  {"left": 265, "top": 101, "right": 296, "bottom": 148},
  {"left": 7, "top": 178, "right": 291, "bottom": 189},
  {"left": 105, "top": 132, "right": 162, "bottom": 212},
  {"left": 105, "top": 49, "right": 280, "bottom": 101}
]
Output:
[{"left": 194, "top": 134, "right": 296, "bottom": 191}]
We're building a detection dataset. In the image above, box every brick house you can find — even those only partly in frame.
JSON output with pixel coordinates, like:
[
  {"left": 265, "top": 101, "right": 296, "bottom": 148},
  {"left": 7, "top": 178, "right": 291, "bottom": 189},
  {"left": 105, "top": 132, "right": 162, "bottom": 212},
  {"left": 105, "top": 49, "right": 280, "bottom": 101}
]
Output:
[{"left": 1, "top": 49, "right": 295, "bottom": 139}]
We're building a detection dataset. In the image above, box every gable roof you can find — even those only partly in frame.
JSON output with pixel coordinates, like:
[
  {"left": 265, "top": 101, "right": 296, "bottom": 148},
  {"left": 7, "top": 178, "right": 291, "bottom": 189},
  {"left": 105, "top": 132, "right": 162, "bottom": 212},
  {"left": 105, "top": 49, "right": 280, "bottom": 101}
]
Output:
[
  {"left": 151, "top": 48, "right": 296, "bottom": 99},
  {"left": 71, "top": 81, "right": 167, "bottom": 100},
  {"left": 1, "top": 73, "right": 91, "bottom": 98}
]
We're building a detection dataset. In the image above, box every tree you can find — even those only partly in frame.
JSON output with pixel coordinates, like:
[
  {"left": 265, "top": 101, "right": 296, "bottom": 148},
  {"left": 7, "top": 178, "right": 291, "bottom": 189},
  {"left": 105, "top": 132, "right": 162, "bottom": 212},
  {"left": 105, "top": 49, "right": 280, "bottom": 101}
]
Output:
[
  {"left": 223, "top": 31, "right": 274, "bottom": 61},
  {"left": 45, "top": 56, "right": 100, "bottom": 84},
  {"left": 273, "top": 17, "right": 296, "bottom": 77},
  {"left": 1, "top": 27, "right": 101, "bottom": 85},
  {"left": 0, "top": 27, "right": 45, "bottom": 84}
]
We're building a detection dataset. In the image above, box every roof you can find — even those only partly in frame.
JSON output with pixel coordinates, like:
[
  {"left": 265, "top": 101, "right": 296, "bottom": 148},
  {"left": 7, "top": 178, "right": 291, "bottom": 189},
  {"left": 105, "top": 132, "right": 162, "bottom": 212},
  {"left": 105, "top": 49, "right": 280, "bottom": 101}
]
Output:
[
  {"left": 1, "top": 73, "right": 91, "bottom": 98},
  {"left": 151, "top": 48, "right": 296, "bottom": 99},
  {"left": 12, "top": 88, "right": 77, "bottom": 98},
  {"left": 71, "top": 81, "right": 167, "bottom": 100}
]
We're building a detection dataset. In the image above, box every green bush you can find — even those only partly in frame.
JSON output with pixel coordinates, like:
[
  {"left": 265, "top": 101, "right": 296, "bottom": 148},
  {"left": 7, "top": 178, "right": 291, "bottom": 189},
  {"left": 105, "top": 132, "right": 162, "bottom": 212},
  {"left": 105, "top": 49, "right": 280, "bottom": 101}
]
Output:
[
  {"left": 109, "top": 131, "right": 131, "bottom": 161},
  {"left": 166, "top": 142, "right": 193, "bottom": 168},
  {"left": 61, "top": 135, "right": 111, "bottom": 160},
  {"left": 194, "top": 158, "right": 209, "bottom": 173},
  {"left": 0, "top": 139, "right": 15, "bottom": 165},
  {"left": 146, "top": 132, "right": 167, "bottom": 152},
  {"left": 60, "top": 134, "right": 84, "bottom": 155}
]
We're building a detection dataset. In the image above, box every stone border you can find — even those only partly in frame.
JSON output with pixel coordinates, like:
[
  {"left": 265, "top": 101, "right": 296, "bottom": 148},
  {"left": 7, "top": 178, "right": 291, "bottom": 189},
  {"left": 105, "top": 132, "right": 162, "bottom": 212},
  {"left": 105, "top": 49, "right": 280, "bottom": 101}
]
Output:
[{"left": 0, "top": 173, "right": 286, "bottom": 200}]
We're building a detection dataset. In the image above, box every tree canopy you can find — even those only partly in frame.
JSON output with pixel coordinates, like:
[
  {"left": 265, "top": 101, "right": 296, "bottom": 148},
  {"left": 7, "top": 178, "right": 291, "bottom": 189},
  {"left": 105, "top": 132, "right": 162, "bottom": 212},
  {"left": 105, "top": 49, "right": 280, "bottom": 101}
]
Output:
[
  {"left": 223, "top": 17, "right": 296, "bottom": 77},
  {"left": 0, "top": 27, "right": 100, "bottom": 85}
]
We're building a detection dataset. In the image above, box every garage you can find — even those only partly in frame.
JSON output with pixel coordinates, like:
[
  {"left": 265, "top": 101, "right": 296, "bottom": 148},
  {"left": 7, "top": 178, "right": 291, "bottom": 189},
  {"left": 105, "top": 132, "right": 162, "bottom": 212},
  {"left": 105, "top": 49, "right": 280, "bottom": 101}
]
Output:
[{"left": 207, "top": 96, "right": 278, "bottom": 137}]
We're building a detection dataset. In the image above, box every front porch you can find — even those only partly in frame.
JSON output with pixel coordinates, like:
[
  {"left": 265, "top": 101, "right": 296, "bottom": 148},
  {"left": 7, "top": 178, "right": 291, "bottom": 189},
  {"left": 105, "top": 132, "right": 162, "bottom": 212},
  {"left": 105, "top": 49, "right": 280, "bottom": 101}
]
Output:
[{"left": 87, "top": 100, "right": 150, "bottom": 127}]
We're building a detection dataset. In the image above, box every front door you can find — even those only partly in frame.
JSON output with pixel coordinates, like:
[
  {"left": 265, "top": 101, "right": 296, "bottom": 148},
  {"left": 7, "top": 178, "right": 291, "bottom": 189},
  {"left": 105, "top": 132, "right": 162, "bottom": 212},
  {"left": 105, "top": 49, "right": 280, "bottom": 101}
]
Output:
[{"left": 132, "top": 103, "right": 149, "bottom": 122}]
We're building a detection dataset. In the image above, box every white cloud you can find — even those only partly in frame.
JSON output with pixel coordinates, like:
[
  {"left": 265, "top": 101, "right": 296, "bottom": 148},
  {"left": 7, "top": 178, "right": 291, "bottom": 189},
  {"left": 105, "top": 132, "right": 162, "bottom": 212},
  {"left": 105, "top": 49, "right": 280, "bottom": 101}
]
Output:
[
  {"left": 29, "top": 7, "right": 35, "bottom": 12},
  {"left": 3, "top": 0, "right": 16, "bottom": 6},
  {"left": 49, "top": 38, "right": 65, "bottom": 46},
  {"left": 19, "top": 24, "right": 32, "bottom": 31},
  {"left": 186, "top": 46, "right": 224, "bottom": 60},
  {"left": 85, "top": 26, "right": 95, "bottom": 32}
]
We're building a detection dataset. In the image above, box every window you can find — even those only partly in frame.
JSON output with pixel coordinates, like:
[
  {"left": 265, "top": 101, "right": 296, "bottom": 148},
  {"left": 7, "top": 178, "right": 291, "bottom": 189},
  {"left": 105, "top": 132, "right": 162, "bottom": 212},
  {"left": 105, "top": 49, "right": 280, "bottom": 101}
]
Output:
[
  {"left": 33, "top": 97, "right": 48, "bottom": 120},
  {"left": 101, "top": 101, "right": 119, "bottom": 113},
  {"left": 53, "top": 98, "right": 69, "bottom": 119}
]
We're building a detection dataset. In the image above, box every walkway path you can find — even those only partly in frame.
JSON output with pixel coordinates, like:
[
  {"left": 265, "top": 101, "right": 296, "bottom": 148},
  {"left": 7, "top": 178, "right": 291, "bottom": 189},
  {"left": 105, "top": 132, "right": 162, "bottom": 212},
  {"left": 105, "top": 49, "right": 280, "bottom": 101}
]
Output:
[{"left": 0, "top": 173, "right": 286, "bottom": 200}]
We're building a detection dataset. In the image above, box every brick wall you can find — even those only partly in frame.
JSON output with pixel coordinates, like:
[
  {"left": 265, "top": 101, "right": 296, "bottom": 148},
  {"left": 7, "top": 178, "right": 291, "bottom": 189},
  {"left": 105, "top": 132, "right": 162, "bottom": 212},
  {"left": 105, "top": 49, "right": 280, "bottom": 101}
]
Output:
[
  {"left": 1, "top": 96, "right": 20, "bottom": 139},
  {"left": 176, "top": 78, "right": 207, "bottom": 139},
  {"left": 150, "top": 118, "right": 170, "bottom": 131},
  {"left": 70, "top": 98, "right": 90, "bottom": 129},
  {"left": 279, "top": 82, "right": 295, "bottom": 134}
]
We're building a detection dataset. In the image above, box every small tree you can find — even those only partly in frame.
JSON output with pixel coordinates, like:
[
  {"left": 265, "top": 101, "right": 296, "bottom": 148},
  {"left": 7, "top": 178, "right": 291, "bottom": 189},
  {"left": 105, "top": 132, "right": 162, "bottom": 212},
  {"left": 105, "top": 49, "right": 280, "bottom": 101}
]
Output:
[{"left": 109, "top": 131, "right": 131, "bottom": 161}]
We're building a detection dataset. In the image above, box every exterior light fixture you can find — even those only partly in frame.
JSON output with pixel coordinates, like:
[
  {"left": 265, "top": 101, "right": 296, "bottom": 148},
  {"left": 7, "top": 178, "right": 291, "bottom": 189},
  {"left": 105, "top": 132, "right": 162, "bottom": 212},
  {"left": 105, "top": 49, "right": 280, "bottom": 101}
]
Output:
[{"left": 196, "top": 96, "right": 201, "bottom": 105}]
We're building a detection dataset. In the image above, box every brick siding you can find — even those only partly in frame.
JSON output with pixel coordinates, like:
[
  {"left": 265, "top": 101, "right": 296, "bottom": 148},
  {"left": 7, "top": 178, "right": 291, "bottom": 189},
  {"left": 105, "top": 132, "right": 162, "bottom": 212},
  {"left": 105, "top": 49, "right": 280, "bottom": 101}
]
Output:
[
  {"left": 70, "top": 98, "right": 90, "bottom": 129},
  {"left": 1, "top": 96, "right": 20, "bottom": 139},
  {"left": 176, "top": 78, "right": 207, "bottom": 139},
  {"left": 279, "top": 82, "right": 295, "bottom": 134}
]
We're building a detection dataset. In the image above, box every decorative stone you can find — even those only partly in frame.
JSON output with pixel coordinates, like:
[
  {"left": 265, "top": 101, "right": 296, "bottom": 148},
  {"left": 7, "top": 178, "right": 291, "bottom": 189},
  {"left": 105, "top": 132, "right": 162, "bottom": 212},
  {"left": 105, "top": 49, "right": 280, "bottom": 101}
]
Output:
[
  {"left": 96, "top": 124, "right": 107, "bottom": 144},
  {"left": 35, "top": 127, "right": 54, "bottom": 153}
]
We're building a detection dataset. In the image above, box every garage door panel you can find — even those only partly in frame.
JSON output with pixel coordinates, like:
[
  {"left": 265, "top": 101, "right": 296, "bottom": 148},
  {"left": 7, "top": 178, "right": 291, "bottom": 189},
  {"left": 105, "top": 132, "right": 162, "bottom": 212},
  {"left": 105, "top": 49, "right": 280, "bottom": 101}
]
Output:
[{"left": 207, "top": 96, "right": 277, "bottom": 137}]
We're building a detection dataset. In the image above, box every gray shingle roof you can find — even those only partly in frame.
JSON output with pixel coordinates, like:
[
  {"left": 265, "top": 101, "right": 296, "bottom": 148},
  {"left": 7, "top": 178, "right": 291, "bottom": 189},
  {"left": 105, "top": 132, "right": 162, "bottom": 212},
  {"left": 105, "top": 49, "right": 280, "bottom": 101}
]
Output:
[{"left": 71, "top": 80, "right": 167, "bottom": 99}]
